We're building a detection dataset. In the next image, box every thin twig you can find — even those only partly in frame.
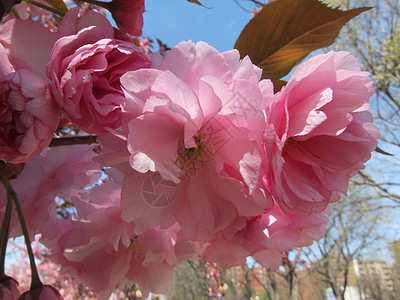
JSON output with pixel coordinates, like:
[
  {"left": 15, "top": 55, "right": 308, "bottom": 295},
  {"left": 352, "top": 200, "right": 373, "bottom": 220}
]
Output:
[
  {"left": 49, "top": 135, "right": 98, "bottom": 147},
  {"left": 0, "top": 176, "right": 42, "bottom": 289}
]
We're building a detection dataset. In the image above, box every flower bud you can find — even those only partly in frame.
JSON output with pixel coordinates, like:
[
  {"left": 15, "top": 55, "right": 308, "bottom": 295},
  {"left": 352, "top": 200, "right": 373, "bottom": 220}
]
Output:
[
  {"left": 109, "top": 0, "right": 145, "bottom": 36},
  {"left": 0, "top": 161, "right": 25, "bottom": 179},
  {"left": 0, "top": 70, "right": 59, "bottom": 164},
  {"left": 18, "top": 285, "right": 64, "bottom": 300},
  {"left": 0, "top": 275, "right": 20, "bottom": 300}
]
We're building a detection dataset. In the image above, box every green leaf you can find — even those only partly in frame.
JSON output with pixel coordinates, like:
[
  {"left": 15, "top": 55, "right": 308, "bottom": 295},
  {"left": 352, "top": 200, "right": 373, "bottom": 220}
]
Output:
[
  {"left": 44, "top": 0, "right": 67, "bottom": 13},
  {"left": 234, "top": 0, "right": 371, "bottom": 80}
]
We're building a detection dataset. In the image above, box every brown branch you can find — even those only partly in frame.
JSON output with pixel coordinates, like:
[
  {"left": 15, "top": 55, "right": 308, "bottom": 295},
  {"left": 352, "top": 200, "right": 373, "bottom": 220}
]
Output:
[
  {"left": 250, "top": 269, "right": 274, "bottom": 300},
  {"left": 246, "top": 0, "right": 266, "bottom": 7},
  {"left": 49, "top": 135, "right": 98, "bottom": 147},
  {"left": 358, "top": 171, "right": 400, "bottom": 204},
  {"left": 234, "top": 0, "right": 265, "bottom": 13}
]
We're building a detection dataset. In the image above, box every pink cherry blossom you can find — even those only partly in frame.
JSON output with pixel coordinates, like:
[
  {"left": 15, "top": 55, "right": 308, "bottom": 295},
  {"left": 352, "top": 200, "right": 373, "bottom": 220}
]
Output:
[
  {"left": 0, "top": 145, "right": 101, "bottom": 239},
  {"left": 42, "top": 180, "right": 198, "bottom": 299},
  {"left": 0, "top": 44, "right": 14, "bottom": 77},
  {"left": 202, "top": 202, "right": 328, "bottom": 270},
  {"left": 0, "top": 276, "right": 20, "bottom": 300},
  {"left": 116, "top": 41, "right": 273, "bottom": 242},
  {"left": 19, "top": 285, "right": 64, "bottom": 300},
  {"left": 109, "top": 0, "right": 145, "bottom": 37},
  {"left": 47, "top": 15, "right": 152, "bottom": 134},
  {"left": 0, "top": 18, "right": 56, "bottom": 80},
  {"left": 0, "top": 69, "right": 59, "bottom": 163},
  {"left": 56, "top": 8, "right": 114, "bottom": 38},
  {"left": 262, "top": 51, "right": 380, "bottom": 215}
]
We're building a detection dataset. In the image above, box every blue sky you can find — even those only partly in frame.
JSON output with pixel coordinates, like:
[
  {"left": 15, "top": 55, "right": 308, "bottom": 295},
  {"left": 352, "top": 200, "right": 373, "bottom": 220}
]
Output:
[{"left": 142, "top": 0, "right": 256, "bottom": 52}]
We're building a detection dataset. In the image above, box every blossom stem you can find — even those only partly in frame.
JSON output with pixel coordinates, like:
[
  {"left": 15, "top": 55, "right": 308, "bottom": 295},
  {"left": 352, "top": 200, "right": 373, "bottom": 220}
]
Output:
[
  {"left": 0, "top": 176, "right": 43, "bottom": 289},
  {"left": 11, "top": 7, "right": 20, "bottom": 18},
  {"left": 50, "top": 135, "right": 98, "bottom": 147},
  {"left": 74, "top": 0, "right": 111, "bottom": 10},
  {"left": 0, "top": 177, "right": 12, "bottom": 277},
  {"left": 22, "top": 0, "right": 65, "bottom": 16}
]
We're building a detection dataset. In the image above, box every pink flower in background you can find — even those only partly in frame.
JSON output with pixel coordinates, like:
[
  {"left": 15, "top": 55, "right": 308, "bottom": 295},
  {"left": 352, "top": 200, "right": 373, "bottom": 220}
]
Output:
[
  {"left": 263, "top": 51, "right": 380, "bottom": 215},
  {"left": 110, "top": 0, "right": 145, "bottom": 36},
  {"left": 251, "top": 7, "right": 262, "bottom": 19},
  {"left": 137, "top": 37, "right": 152, "bottom": 55},
  {"left": 7, "top": 238, "right": 98, "bottom": 299},
  {"left": 0, "top": 276, "right": 20, "bottom": 300},
  {"left": 0, "top": 69, "right": 59, "bottom": 163},
  {"left": 4, "top": 0, "right": 59, "bottom": 32},
  {"left": 118, "top": 41, "right": 272, "bottom": 242},
  {"left": 47, "top": 18, "right": 152, "bottom": 134},
  {"left": 19, "top": 285, "right": 64, "bottom": 300}
]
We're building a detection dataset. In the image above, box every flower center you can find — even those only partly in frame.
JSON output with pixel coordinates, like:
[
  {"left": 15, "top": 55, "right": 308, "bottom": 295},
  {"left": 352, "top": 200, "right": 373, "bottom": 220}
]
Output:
[
  {"left": 0, "top": 88, "right": 25, "bottom": 146},
  {"left": 282, "top": 137, "right": 298, "bottom": 155},
  {"left": 175, "top": 130, "right": 212, "bottom": 176}
]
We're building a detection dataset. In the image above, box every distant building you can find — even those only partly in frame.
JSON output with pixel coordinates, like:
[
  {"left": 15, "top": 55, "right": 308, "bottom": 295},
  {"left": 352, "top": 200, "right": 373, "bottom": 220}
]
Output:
[
  {"left": 354, "top": 259, "right": 394, "bottom": 290},
  {"left": 389, "top": 240, "right": 400, "bottom": 294},
  {"left": 353, "top": 258, "right": 394, "bottom": 299}
]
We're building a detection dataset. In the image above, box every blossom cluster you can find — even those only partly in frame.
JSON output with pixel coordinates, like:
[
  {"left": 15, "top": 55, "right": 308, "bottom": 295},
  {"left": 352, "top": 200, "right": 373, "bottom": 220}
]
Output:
[{"left": 0, "top": 1, "right": 379, "bottom": 299}]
